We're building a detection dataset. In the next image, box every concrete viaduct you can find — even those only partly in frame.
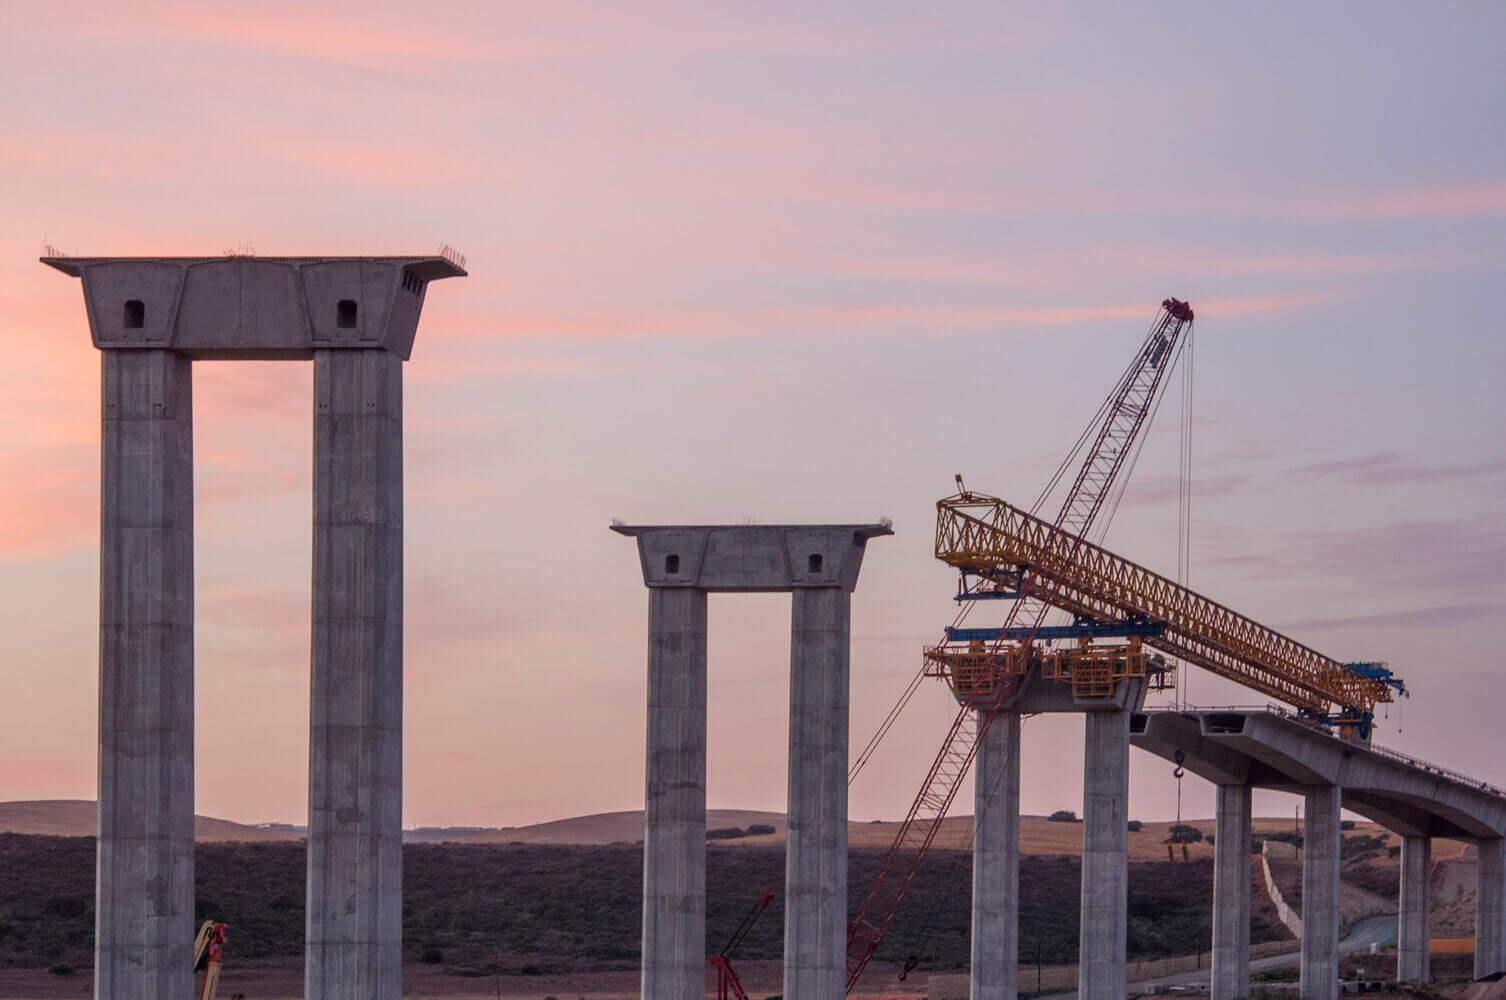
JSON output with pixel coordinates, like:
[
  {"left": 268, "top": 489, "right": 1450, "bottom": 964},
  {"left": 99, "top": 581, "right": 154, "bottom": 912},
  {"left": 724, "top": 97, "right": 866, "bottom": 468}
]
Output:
[
  {"left": 1131, "top": 707, "right": 1506, "bottom": 999},
  {"left": 968, "top": 694, "right": 1506, "bottom": 1000}
]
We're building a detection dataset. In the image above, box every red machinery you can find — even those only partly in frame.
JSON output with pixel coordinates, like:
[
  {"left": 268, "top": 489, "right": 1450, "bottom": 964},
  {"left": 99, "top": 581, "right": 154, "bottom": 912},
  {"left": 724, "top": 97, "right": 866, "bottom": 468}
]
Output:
[
  {"left": 710, "top": 889, "right": 775, "bottom": 1000},
  {"left": 193, "top": 920, "right": 229, "bottom": 1000}
]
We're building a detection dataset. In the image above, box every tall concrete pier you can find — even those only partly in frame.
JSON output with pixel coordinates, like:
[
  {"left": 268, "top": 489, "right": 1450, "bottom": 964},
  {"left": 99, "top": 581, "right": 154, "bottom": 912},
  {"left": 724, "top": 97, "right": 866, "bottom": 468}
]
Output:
[
  {"left": 615, "top": 523, "right": 891, "bottom": 1000},
  {"left": 307, "top": 349, "right": 407, "bottom": 997},
  {"left": 46, "top": 253, "right": 464, "bottom": 1000},
  {"left": 641, "top": 587, "right": 708, "bottom": 998},
  {"left": 97, "top": 350, "right": 196, "bottom": 1000},
  {"left": 786, "top": 587, "right": 853, "bottom": 997},
  {"left": 1210, "top": 783, "right": 1252, "bottom": 1000},
  {"left": 971, "top": 711, "right": 1021, "bottom": 1000}
]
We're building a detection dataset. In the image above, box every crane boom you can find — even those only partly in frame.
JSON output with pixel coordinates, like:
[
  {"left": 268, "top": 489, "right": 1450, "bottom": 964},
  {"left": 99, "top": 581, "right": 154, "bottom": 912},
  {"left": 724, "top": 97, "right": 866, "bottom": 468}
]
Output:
[
  {"left": 844, "top": 299, "right": 1195, "bottom": 992},
  {"left": 931, "top": 492, "right": 1398, "bottom": 724}
]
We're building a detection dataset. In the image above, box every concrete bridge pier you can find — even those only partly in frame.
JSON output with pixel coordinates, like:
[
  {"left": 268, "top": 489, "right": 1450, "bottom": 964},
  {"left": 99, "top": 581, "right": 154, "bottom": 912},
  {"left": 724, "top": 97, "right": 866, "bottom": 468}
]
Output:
[
  {"left": 1478, "top": 838, "right": 1506, "bottom": 979},
  {"left": 1211, "top": 783, "right": 1252, "bottom": 1000},
  {"left": 971, "top": 710, "right": 1021, "bottom": 1000},
  {"left": 640, "top": 588, "right": 709, "bottom": 1000},
  {"left": 1397, "top": 835, "right": 1431, "bottom": 983},
  {"left": 306, "top": 349, "right": 407, "bottom": 1000},
  {"left": 96, "top": 350, "right": 196, "bottom": 1000},
  {"left": 1301, "top": 785, "right": 1342, "bottom": 1000},
  {"left": 617, "top": 523, "right": 891, "bottom": 1000},
  {"left": 1080, "top": 710, "right": 1130, "bottom": 1000},
  {"left": 785, "top": 586, "right": 852, "bottom": 1000}
]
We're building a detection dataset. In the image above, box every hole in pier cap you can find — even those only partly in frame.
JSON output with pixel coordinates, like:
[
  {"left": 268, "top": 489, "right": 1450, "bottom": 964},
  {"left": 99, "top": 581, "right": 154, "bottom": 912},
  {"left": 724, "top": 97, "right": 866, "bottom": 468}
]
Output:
[
  {"left": 665, "top": 554, "right": 680, "bottom": 574},
  {"left": 337, "top": 299, "right": 358, "bottom": 329},
  {"left": 123, "top": 300, "right": 144, "bottom": 329},
  {"left": 808, "top": 553, "right": 824, "bottom": 574}
]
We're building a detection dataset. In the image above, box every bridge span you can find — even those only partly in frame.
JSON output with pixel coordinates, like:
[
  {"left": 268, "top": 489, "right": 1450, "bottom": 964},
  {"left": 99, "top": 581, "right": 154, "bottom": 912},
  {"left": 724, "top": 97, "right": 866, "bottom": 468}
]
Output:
[{"left": 1132, "top": 708, "right": 1506, "bottom": 996}]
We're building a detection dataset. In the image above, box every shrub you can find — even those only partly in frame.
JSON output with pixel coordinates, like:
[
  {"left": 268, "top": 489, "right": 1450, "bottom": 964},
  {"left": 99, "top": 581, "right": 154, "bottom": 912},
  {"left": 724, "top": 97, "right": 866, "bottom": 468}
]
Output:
[
  {"left": 1340, "top": 820, "right": 1356, "bottom": 831},
  {"left": 1167, "top": 824, "right": 1204, "bottom": 844},
  {"left": 1127, "top": 820, "right": 1143, "bottom": 833},
  {"left": 1048, "top": 810, "right": 1079, "bottom": 823},
  {"left": 421, "top": 946, "right": 443, "bottom": 964},
  {"left": 747, "top": 824, "right": 776, "bottom": 836},
  {"left": 48, "top": 963, "right": 73, "bottom": 976}
]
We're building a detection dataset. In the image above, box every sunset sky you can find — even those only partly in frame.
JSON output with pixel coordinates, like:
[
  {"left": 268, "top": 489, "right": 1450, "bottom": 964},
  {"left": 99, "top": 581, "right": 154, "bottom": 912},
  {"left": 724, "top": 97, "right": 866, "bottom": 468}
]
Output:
[{"left": 1, "top": 3, "right": 1503, "bottom": 833}]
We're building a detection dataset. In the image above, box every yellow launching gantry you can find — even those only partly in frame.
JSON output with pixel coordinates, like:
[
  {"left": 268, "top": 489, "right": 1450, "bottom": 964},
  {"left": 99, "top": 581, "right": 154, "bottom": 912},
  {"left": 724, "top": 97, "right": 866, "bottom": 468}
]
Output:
[{"left": 923, "top": 491, "right": 1404, "bottom": 741}]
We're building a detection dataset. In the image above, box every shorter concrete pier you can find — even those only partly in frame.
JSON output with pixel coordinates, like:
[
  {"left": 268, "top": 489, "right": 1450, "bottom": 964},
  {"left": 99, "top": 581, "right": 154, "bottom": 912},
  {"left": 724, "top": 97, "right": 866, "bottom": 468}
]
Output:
[
  {"left": 1211, "top": 783, "right": 1251, "bottom": 1000},
  {"left": 1397, "top": 835, "right": 1431, "bottom": 983},
  {"left": 1079, "top": 710, "right": 1130, "bottom": 1000},
  {"left": 615, "top": 522, "right": 891, "bottom": 1000},
  {"left": 1478, "top": 838, "right": 1506, "bottom": 979}
]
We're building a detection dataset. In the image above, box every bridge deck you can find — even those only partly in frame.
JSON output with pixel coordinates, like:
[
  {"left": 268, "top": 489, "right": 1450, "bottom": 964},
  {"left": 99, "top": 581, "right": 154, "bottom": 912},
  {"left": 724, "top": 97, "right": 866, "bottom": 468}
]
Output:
[{"left": 1131, "top": 708, "right": 1506, "bottom": 839}]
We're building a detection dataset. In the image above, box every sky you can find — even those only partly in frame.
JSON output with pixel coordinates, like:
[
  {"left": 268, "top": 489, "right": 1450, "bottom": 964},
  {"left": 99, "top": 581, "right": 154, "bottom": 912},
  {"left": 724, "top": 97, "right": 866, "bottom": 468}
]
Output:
[{"left": 1, "top": 2, "right": 1503, "bottom": 833}]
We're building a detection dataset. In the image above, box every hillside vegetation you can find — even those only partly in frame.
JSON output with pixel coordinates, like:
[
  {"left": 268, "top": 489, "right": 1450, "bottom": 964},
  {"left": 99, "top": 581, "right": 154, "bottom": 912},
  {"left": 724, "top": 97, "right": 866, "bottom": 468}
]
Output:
[{"left": 0, "top": 834, "right": 1286, "bottom": 974}]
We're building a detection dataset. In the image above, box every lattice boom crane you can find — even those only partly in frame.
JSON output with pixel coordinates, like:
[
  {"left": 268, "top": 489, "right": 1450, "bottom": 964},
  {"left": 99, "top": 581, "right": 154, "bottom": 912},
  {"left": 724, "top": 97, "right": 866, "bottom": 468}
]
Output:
[{"left": 843, "top": 299, "right": 1196, "bottom": 992}]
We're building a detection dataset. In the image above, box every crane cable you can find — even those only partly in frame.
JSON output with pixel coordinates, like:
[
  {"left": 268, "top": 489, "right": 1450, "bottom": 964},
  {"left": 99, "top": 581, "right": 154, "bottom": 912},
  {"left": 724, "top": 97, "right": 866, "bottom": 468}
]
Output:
[{"left": 1175, "top": 324, "right": 1195, "bottom": 708}]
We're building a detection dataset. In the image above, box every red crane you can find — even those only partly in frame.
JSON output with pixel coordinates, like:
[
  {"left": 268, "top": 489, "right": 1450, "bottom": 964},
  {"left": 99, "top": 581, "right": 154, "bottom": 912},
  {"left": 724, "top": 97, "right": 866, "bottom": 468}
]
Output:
[
  {"left": 843, "top": 299, "right": 1196, "bottom": 992},
  {"left": 710, "top": 889, "right": 776, "bottom": 1000}
]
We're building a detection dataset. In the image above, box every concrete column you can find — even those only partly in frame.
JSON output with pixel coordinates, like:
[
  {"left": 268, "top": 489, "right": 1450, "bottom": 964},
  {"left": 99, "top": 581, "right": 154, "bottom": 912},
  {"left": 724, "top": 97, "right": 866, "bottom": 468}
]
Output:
[
  {"left": 785, "top": 587, "right": 851, "bottom": 1000},
  {"left": 972, "top": 711, "right": 1021, "bottom": 1000},
  {"left": 1477, "top": 838, "right": 1506, "bottom": 978},
  {"left": 1080, "top": 710, "right": 1130, "bottom": 1000},
  {"left": 96, "top": 350, "right": 195, "bottom": 1000},
  {"left": 307, "top": 350, "right": 405, "bottom": 1000},
  {"left": 1300, "top": 785, "right": 1342, "bottom": 1000},
  {"left": 642, "top": 587, "right": 709, "bottom": 1000},
  {"left": 1397, "top": 835, "right": 1431, "bottom": 983},
  {"left": 1211, "top": 783, "right": 1252, "bottom": 1000}
]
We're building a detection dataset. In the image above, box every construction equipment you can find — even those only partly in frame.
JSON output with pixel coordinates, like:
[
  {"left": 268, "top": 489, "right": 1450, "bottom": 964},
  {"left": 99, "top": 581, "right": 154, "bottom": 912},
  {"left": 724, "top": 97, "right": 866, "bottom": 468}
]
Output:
[
  {"left": 193, "top": 920, "right": 228, "bottom": 1000},
  {"left": 928, "top": 492, "right": 1404, "bottom": 734},
  {"left": 710, "top": 889, "right": 775, "bottom": 1000},
  {"left": 844, "top": 299, "right": 1197, "bottom": 992}
]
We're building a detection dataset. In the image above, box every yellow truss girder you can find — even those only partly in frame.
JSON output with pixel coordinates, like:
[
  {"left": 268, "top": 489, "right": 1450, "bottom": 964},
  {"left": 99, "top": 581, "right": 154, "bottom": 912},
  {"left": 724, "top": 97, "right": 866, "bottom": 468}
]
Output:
[{"left": 934, "top": 492, "right": 1392, "bottom": 718}]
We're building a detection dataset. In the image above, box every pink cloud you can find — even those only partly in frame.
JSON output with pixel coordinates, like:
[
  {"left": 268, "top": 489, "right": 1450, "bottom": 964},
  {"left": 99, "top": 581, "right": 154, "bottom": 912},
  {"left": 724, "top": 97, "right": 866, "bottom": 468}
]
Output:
[
  {"left": 434, "top": 290, "right": 1336, "bottom": 341},
  {"left": 1289, "top": 184, "right": 1506, "bottom": 221}
]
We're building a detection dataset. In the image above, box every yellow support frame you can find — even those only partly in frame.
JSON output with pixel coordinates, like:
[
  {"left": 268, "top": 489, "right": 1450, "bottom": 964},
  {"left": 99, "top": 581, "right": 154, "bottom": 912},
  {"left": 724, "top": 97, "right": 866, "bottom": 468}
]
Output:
[{"left": 933, "top": 492, "right": 1392, "bottom": 719}]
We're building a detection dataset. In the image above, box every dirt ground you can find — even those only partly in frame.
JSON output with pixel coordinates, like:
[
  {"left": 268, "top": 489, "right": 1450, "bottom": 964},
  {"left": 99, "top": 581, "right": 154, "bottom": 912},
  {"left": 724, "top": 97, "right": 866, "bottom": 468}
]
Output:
[{"left": 0, "top": 958, "right": 924, "bottom": 999}]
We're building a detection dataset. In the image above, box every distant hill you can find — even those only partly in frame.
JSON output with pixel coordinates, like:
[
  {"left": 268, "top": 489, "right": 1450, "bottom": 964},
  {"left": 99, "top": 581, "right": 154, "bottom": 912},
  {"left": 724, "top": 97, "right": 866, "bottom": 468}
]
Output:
[
  {"left": 4, "top": 801, "right": 1436, "bottom": 862},
  {"left": 407, "top": 809, "right": 1407, "bottom": 863},
  {"left": 406, "top": 808, "right": 787, "bottom": 845},
  {"left": 0, "top": 801, "right": 301, "bottom": 843}
]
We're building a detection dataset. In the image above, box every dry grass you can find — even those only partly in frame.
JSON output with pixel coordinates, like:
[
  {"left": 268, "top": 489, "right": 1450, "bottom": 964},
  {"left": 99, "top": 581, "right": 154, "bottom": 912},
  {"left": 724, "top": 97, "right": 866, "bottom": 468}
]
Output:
[{"left": 0, "top": 801, "right": 300, "bottom": 843}]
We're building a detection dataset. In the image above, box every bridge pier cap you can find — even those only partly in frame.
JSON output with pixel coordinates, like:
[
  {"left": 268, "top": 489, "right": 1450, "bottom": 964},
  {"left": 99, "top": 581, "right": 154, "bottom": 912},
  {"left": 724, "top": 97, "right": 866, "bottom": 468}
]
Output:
[
  {"left": 42, "top": 254, "right": 466, "bottom": 359},
  {"left": 612, "top": 523, "right": 893, "bottom": 591}
]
